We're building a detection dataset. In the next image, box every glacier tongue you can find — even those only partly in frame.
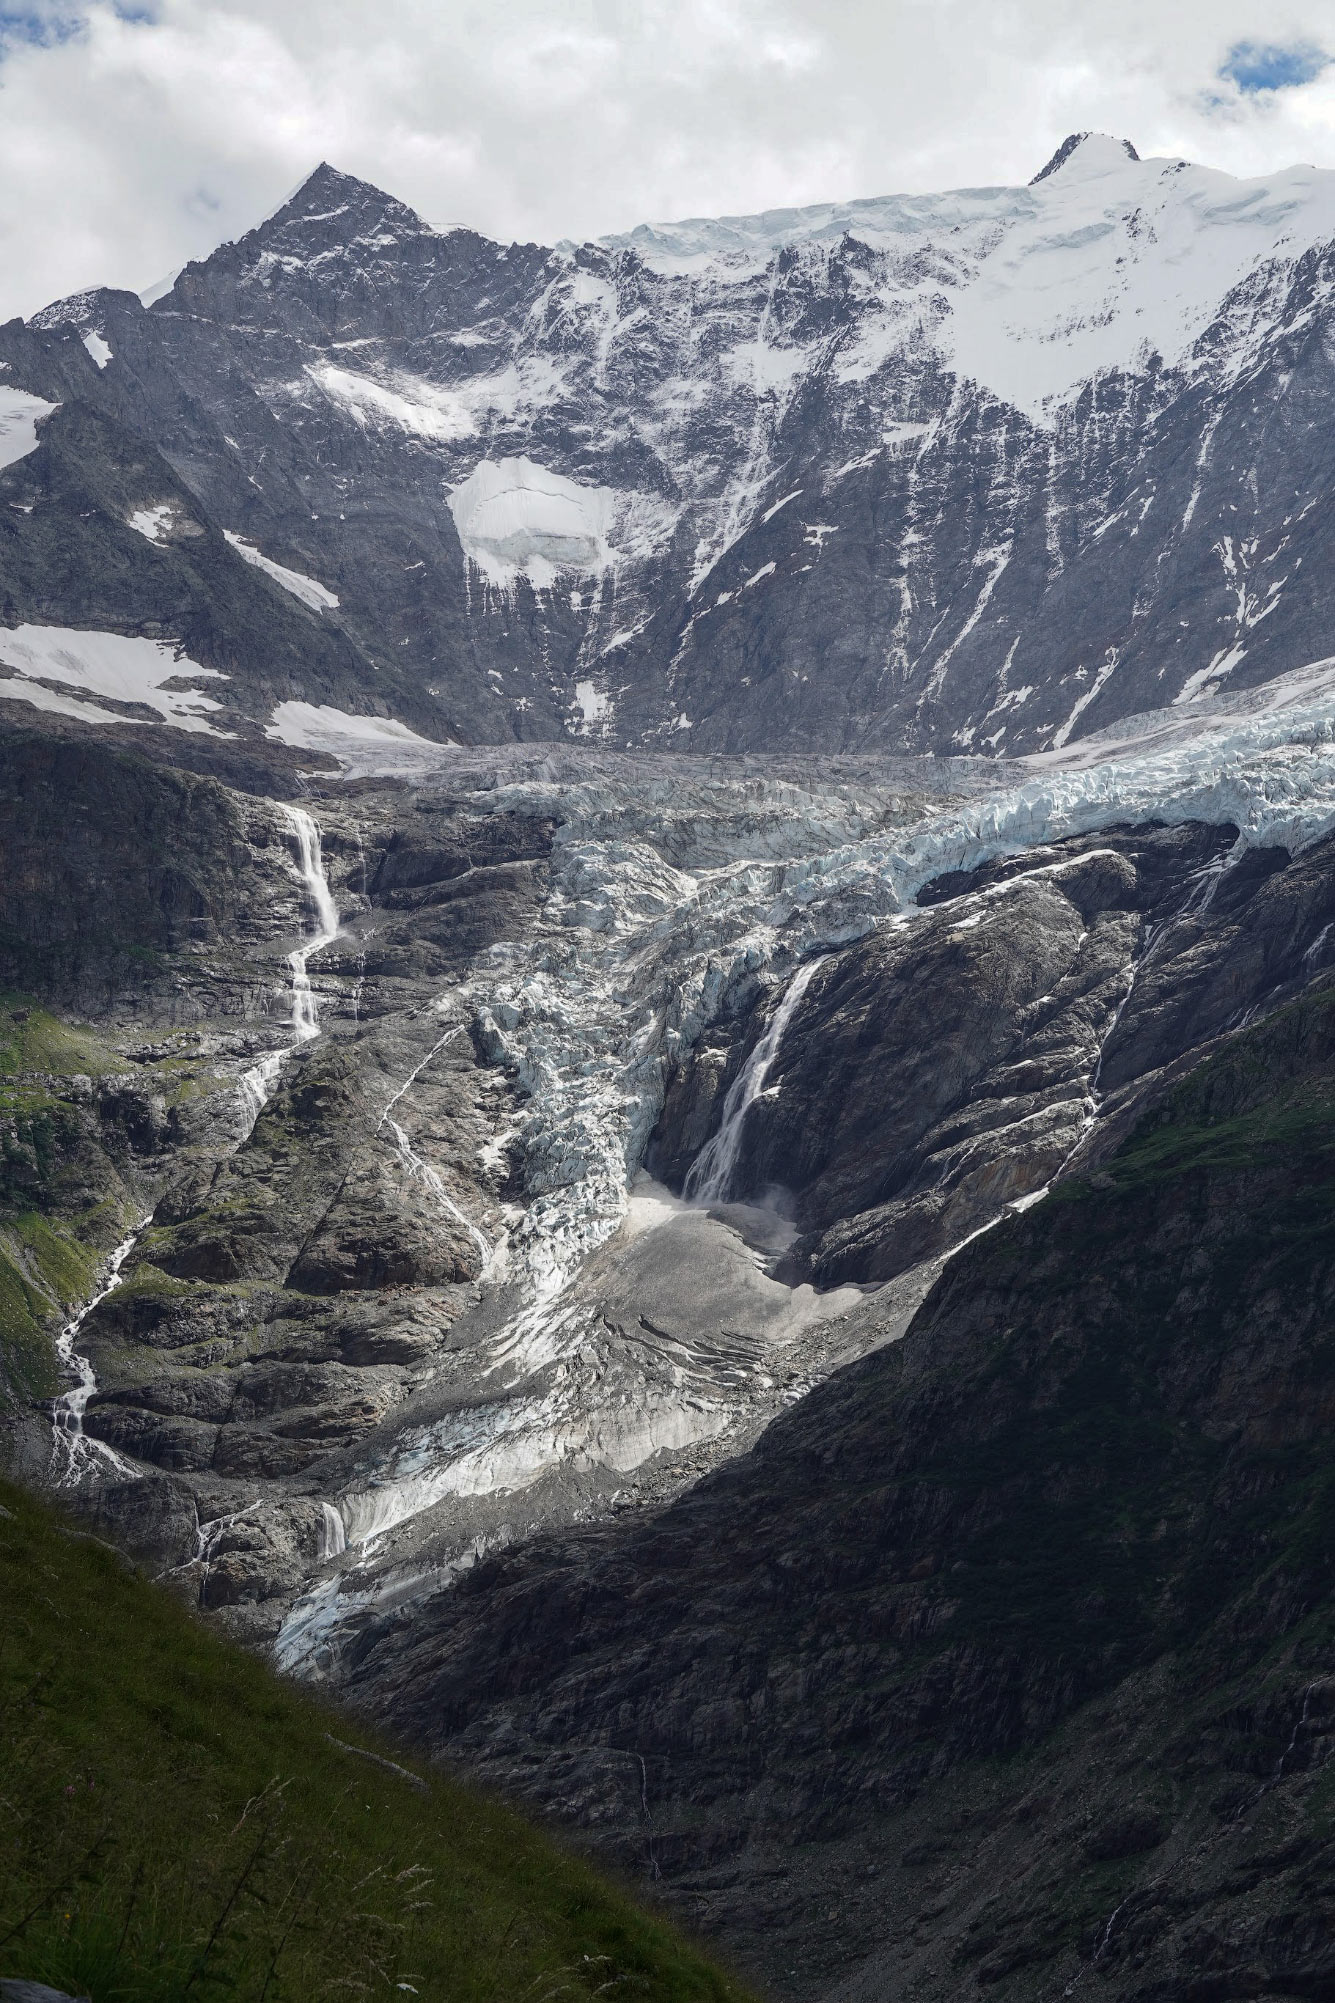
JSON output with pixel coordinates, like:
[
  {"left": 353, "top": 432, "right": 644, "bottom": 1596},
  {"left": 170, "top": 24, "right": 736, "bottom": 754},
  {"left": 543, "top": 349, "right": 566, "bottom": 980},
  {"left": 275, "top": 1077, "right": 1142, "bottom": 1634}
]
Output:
[
  {"left": 481, "top": 668, "right": 1335, "bottom": 1304},
  {"left": 273, "top": 667, "right": 1335, "bottom": 1675}
]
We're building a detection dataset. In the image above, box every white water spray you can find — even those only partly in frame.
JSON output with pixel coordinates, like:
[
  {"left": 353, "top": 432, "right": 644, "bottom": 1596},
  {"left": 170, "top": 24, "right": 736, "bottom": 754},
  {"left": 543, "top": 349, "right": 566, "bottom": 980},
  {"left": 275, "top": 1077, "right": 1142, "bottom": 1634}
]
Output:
[
  {"left": 237, "top": 1049, "right": 284, "bottom": 1131},
  {"left": 319, "top": 1501, "right": 348, "bottom": 1559},
  {"left": 376, "top": 1026, "right": 493, "bottom": 1275},
  {"left": 684, "top": 955, "right": 828, "bottom": 1205},
  {"left": 236, "top": 803, "right": 341, "bottom": 1129},
  {"left": 282, "top": 803, "right": 341, "bottom": 1043},
  {"left": 51, "top": 1221, "right": 149, "bottom": 1485}
]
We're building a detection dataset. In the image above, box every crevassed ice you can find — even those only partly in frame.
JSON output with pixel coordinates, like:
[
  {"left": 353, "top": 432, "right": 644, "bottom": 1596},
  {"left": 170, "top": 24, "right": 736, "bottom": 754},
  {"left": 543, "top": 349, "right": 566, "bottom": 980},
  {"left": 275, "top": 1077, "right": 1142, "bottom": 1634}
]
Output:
[
  {"left": 279, "top": 658, "right": 1335, "bottom": 1661},
  {"left": 448, "top": 456, "right": 619, "bottom": 590},
  {"left": 467, "top": 658, "right": 1335, "bottom": 1297}
]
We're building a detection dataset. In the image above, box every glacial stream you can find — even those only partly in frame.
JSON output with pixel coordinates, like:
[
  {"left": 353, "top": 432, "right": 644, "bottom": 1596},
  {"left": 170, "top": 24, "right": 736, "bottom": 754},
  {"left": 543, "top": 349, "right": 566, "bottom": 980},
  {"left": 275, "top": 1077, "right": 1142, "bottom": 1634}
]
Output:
[
  {"left": 278, "top": 653, "right": 1335, "bottom": 1673},
  {"left": 50, "top": 802, "right": 343, "bottom": 1486},
  {"left": 51, "top": 1222, "right": 148, "bottom": 1484}
]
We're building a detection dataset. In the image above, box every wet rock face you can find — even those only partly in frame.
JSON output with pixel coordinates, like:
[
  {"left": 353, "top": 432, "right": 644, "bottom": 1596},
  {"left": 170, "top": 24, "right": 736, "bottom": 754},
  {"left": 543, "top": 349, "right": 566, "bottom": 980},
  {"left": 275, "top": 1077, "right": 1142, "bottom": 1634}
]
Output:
[
  {"left": 652, "top": 820, "right": 1335, "bottom": 1284},
  {"left": 0, "top": 734, "right": 277, "bottom": 1010}
]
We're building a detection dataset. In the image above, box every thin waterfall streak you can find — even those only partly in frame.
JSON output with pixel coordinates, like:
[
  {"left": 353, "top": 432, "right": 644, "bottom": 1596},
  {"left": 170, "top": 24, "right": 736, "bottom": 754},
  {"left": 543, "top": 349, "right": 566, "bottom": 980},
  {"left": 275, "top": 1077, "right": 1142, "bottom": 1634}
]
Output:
[
  {"left": 1089, "top": 850, "right": 1232, "bottom": 1103},
  {"left": 376, "top": 1027, "right": 490, "bottom": 1274},
  {"left": 381, "top": 1026, "right": 464, "bottom": 1126},
  {"left": 385, "top": 1116, "right": 492, "bottom": 1275},
  {"left": 235, "top": 803, "right": 341, "bottom": 1130},
  {"left": 967, "top": 849, "right": 1244, "bottom": 1237},
  {"left": 50, "top": 1218, "right": 151, "bottom": 1485},
  {"left": 684, "top": 955, "right": 828, "bottom": 1205}
]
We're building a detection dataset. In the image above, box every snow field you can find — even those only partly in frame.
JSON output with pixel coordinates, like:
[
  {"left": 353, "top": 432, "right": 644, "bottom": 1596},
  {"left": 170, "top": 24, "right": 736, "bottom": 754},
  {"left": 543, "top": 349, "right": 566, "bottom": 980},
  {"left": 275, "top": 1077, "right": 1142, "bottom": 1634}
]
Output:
[
  {"left": 0, "top": 625, "right": 231, "bottom": 734},
  {"left": 0, "top": 385, "right": 58, "bottom": 469}
]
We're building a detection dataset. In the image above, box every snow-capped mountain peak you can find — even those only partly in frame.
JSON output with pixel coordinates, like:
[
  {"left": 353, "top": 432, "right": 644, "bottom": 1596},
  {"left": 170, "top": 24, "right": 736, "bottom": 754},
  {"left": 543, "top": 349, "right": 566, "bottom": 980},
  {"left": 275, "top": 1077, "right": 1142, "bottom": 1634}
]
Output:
[
  {"left": 1030, "top": 130, "right": 1141, "bottom": 182},
  {"left": 12, "top": 135, "right": 1335, "bottom": 767}
]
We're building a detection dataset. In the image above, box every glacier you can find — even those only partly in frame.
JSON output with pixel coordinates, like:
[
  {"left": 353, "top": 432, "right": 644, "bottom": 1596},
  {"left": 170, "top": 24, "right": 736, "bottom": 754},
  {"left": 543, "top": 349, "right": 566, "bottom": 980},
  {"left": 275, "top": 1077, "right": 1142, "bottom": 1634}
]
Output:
[{"left": 273, "top": 651, "right": 1335, "bottom": 1672}]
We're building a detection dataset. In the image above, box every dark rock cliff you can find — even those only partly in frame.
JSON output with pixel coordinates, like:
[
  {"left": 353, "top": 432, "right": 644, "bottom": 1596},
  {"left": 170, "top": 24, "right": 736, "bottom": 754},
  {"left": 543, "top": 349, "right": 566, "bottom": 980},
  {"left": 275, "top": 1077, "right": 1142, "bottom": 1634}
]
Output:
[{"left": 345, "top": 987, "right": 1335, "bottom": 2000}]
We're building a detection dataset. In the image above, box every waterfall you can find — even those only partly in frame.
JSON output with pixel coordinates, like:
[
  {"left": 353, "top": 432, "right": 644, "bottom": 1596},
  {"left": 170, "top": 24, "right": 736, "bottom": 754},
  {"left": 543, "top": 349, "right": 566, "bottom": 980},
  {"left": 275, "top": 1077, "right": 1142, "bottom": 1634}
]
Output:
[
  {"left": 319, "top": 1501, "right": 348, "bottom": 1559},
  {"left": 237, "top": 803, "right": 341, "bottom": 1129},
  {"left": 237, "top": 1049, "right": 285, "bottom": 1130},
  {"left": 683, "top": 955, "right": 828, "bottom": 1206},
  {"left": 281, "top": 803, "right": 341, "bottom": 1045},
  {"left": 51, "top": 1221, "right": 149, "bottom": 1485}
]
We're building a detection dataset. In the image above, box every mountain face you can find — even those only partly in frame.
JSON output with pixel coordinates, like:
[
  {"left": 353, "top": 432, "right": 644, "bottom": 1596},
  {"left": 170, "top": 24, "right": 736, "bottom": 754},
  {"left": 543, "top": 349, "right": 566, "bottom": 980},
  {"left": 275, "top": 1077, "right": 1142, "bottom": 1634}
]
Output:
[
  {"left": 9, "top": 131, "right": 1335, "bottom": 2003},
  {"left": 346, "top": 984, "right": 1335, "bottom": 2003},
  {"left": 7, "top": 695, "right": 1335, "bottom": 2002},
  {"left": 7, "top": 133, "right": 1335, "bottom": 759}
]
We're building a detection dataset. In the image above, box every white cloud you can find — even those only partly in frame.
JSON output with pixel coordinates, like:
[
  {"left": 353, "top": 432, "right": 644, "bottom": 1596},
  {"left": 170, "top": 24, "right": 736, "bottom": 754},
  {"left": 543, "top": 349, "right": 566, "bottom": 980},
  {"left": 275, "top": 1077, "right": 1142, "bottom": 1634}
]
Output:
[{"left": 0, "top": 0, "right": 1332, "bottom": 320}]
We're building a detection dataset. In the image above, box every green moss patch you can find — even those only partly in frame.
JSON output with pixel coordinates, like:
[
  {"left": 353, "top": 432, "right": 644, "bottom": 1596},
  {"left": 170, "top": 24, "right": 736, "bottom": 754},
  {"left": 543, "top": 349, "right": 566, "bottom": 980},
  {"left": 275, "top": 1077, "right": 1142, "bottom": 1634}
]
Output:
[{"left": 0, "top": 993, "right": 119, "bottom": 1079}]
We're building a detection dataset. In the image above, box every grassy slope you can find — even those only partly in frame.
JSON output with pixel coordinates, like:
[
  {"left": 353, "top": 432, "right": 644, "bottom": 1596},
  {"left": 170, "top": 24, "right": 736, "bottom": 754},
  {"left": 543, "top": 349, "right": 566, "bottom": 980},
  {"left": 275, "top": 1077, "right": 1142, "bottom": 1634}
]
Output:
[{"left": 0, "top": 1479, "right": 752, "bottom": 2003}]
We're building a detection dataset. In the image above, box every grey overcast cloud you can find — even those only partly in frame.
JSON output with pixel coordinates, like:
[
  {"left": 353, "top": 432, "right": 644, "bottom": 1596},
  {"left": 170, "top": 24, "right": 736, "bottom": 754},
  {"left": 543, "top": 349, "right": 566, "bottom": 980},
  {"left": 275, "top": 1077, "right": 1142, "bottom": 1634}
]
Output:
[{"left": 1, "top": 0, "right": 1334, "bottom": 320}]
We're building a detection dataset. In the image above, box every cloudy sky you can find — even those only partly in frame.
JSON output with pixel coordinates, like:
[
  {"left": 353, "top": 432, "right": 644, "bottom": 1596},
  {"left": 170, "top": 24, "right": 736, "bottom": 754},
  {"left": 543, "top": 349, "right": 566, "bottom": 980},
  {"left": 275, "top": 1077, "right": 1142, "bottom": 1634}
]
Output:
[{"left": 1, "top": 0, "right": 1333, "bottom": 319}]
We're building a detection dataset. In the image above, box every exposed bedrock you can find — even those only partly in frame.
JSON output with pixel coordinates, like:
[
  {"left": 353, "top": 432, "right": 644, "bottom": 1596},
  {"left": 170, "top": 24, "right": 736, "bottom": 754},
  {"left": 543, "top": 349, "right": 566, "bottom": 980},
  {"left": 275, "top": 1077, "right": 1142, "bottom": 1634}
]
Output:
[
  {"left": 16, "top": 148, "right": 1335, "bottom": 756},
  {"left": 345, "top": 984, "right": 1335, "bottom": 2001},
  {"left": 653, "top": 819, "right": 1335, "bottom": 1284}
]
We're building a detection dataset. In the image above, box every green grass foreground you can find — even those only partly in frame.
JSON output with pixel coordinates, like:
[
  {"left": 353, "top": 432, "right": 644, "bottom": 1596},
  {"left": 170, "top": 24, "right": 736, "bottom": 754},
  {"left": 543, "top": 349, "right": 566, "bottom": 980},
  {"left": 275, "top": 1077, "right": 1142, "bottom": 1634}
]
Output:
[{"left": 0, "top": 1479, "right": 752, "bottom": 2003}]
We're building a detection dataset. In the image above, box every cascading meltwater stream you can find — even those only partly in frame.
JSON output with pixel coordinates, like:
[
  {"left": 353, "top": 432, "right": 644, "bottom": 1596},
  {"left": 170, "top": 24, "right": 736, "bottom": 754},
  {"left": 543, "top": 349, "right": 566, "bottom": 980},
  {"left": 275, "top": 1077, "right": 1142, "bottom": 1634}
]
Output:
[
  {"left": 52, "top": 804, "right": 344, "bottom": 1483},
  {"left": 282, "top": 804, "right": 342, "bottom": 1044},
  {"left": 51, "top": 1220, "right": 150, "bottom": 1485},
  {"left": 238, "top": 802, "right": 342, "bottom": 1122},
  {"left": 684, "top": 955, "right": 829, "bottom": 1205}
]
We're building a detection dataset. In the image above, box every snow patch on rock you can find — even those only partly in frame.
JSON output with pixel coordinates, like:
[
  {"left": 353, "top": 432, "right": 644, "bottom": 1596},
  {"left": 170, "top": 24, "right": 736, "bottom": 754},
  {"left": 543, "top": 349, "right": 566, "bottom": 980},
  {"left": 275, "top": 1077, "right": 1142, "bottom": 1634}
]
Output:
[
  {"left": 265, "top": 700, "right": 455, "bottom": 776},
  {"left": 224, "top": 531, "right": 339, "bottom": 611},
  {"left": 0, "top": 625, "right": 231, "bottom": 735},
  {"left": 572, "top": 680, "right": 613, "bottom": 731},
  {"left": 306, "top": 363, "right": 476, "bottom": 442},
  {"left": 127, "top": 504, "right": 175, "bottom": 543},
  {"left": 0, "top": 386, "right": 57, "bottom": 469}
]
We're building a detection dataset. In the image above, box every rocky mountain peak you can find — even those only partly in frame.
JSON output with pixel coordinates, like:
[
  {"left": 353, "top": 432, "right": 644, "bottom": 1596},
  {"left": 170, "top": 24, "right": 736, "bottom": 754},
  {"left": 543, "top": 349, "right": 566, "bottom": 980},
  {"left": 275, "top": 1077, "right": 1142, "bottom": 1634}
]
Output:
[
  {"left": 252, "top": 161, "right": 435, "bottom": 257},
  {"left": 1030, "top": 130, "right": 1141, "bottom": 183}
]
